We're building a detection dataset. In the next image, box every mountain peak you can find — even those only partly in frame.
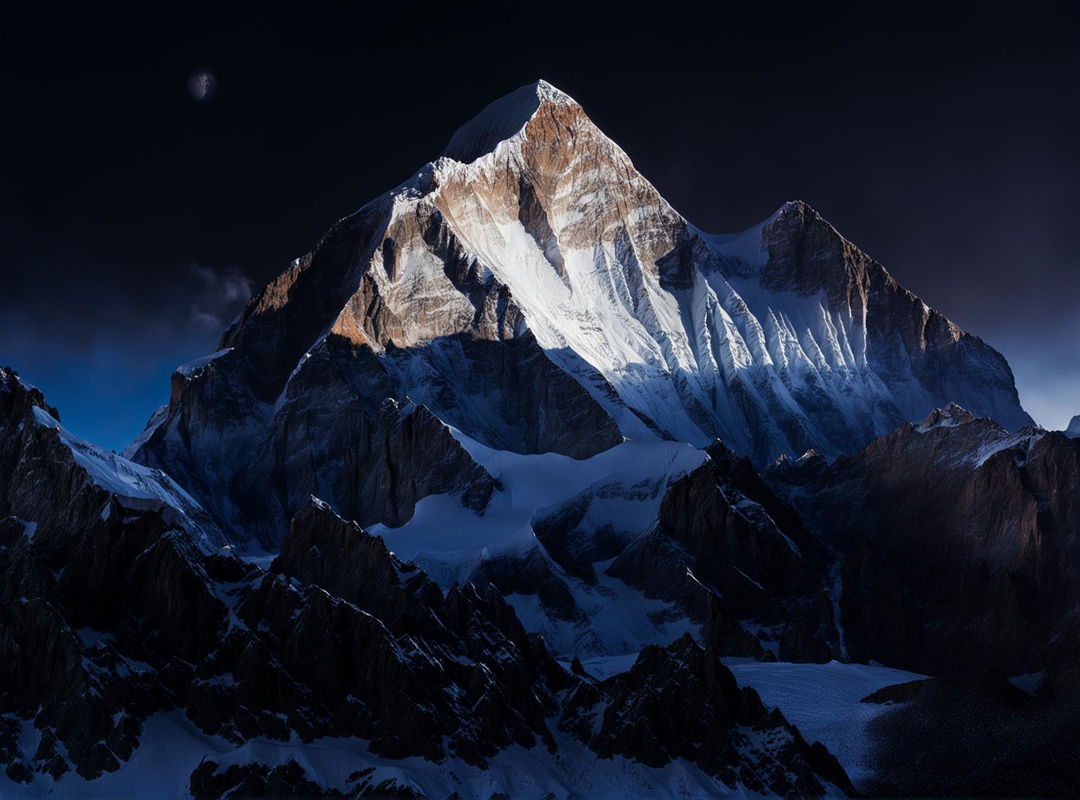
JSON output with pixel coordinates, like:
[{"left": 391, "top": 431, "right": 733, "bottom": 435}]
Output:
[
  {"left": 1, "top": 364, "right": 60, "bottom": 422},
  {"left": 1065, "top": 415, "right": 1080, "bottom": 438},
  {"left": 441, "top": 79, "right": 578, "bottom": 163},
  {"left": 770, "top": 199, "right": 832, "bottom": 229},
  {"left": 778, "top": 199, "right": 813, "bottom": 214},
  {"left": 534, "top": 78, "right": 574, "bottom": 101},
  {"left": 917, "top": 402, "right": 976, "bottom": 431}
]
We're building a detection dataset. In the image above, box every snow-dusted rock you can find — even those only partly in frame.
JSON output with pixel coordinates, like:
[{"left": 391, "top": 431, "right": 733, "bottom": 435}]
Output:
[{"left": 0, "top": 366, "right": 222, "bottom": 550}]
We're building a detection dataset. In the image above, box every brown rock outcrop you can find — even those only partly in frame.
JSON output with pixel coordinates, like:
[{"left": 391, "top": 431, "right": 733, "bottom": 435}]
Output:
[{"left": 769, "top": 406, "right": 1078, "bottom": 674}]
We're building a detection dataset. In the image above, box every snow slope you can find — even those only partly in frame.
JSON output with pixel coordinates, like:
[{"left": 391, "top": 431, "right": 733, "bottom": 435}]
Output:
[
  {"left": 375, "top": 435, "right": 705, "bottom": 567},
  {"left": 371, "top": 435, "right": 707, "bottom": 656}
]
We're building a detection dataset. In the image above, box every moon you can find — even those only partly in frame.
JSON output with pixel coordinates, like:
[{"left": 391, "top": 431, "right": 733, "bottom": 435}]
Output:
[{"left": 187, "top": 69, "right": 217, "bottom": 103}]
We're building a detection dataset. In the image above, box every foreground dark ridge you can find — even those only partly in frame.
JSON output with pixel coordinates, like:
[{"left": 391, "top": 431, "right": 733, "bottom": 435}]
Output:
[{"left": 0, "top": 367, "right": 851, "bottom": 796}]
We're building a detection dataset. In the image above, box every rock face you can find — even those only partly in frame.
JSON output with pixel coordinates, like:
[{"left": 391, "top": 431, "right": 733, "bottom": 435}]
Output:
[
  {"left": 768, "top": 403, "right": 1077, "bottom": 675},
  {"left": 129, "top": 343, "right": 500, "bottom": 549},
  {"left": 606, "top": 441, "right": 840, "bottom": 662},
  {"left": 128, "top": 79, "right": 1029, "bottom": 549}
]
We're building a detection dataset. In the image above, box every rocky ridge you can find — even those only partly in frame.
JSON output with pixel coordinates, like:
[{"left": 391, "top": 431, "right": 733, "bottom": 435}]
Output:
[{"left": 0, "top": 369, "right": 849, "bottom": 797}]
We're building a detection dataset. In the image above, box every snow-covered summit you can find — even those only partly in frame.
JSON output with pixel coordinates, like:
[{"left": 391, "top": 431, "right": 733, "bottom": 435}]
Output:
[{"left": 441, "top": 79, "right": 577, "bottom": 162}]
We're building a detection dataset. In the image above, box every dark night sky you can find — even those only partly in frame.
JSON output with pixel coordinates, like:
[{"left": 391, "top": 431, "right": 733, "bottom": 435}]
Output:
[{"left": 3, "top": 1, "right": 1079, "bottom": 450}]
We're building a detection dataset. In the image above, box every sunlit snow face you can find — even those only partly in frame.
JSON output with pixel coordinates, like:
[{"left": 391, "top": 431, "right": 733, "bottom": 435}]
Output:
[{"left": 187, "top": 69, "right": 217, "bottom": 102}]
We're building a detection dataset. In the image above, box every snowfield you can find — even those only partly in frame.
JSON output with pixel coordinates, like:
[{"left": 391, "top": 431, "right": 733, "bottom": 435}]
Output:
[{"left": 371, "top": 435, "right": 708, "bottom": 656}]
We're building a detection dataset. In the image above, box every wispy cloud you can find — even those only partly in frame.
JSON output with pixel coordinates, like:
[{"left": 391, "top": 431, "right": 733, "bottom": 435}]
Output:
[{"left": 189, "top": 264, "right": 254, "bottom": 332}]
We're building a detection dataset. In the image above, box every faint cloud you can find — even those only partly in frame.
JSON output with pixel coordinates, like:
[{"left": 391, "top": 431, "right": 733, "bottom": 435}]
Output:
[
  {"left": 189, "top": 264, "right": 253, "bottom": 331},
  {"left": 187, "top": 68, "right": 217, "bottom": 103}
]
